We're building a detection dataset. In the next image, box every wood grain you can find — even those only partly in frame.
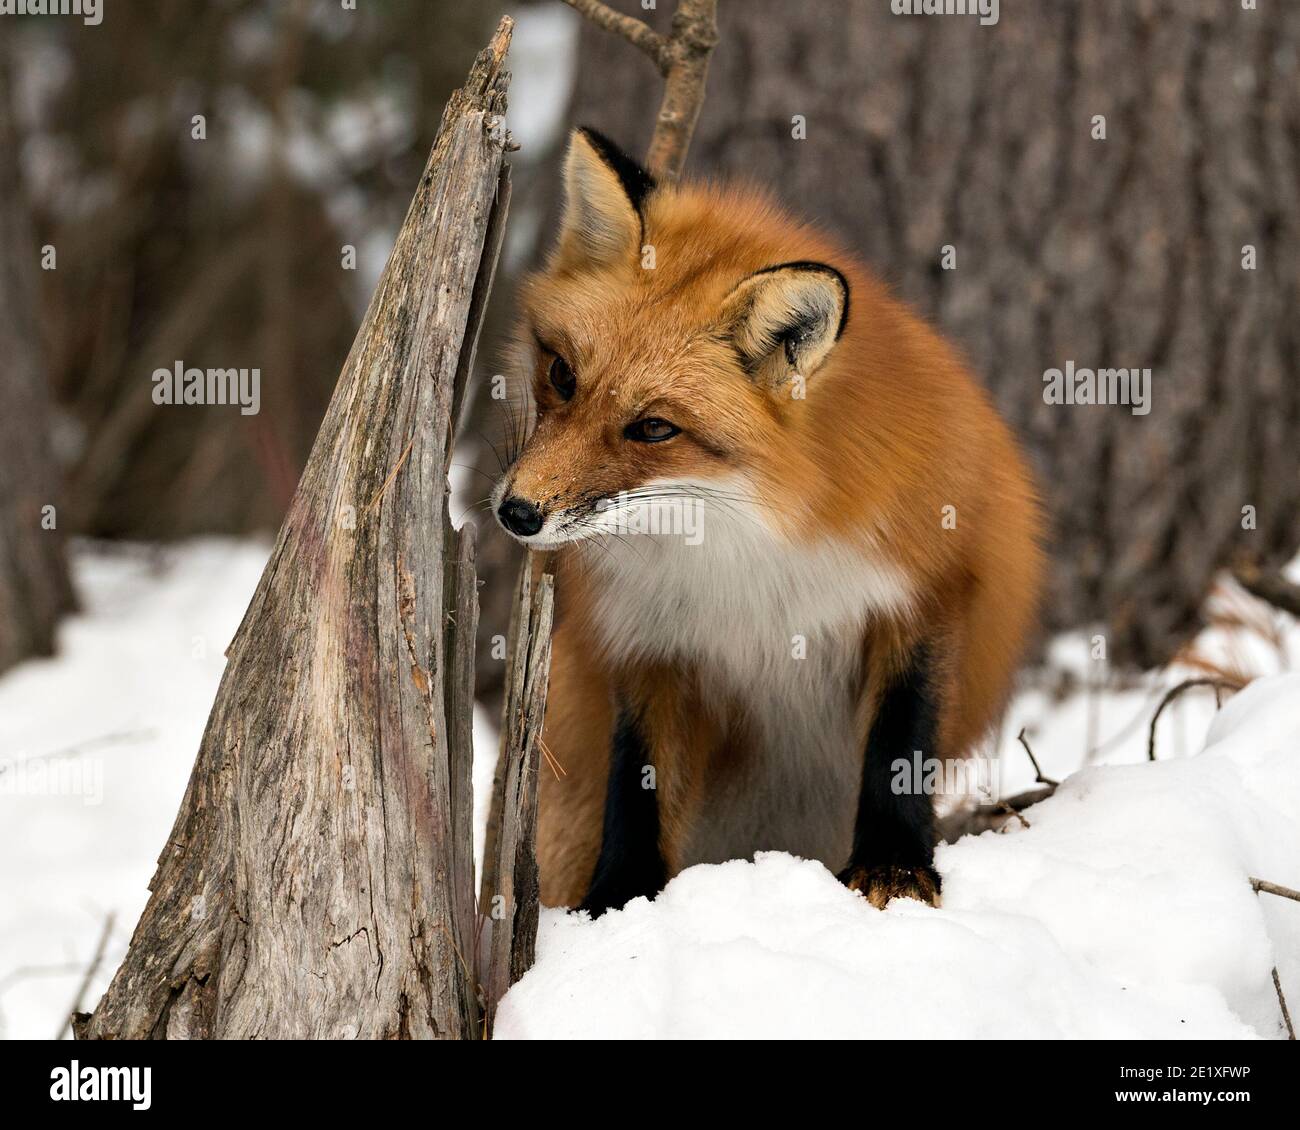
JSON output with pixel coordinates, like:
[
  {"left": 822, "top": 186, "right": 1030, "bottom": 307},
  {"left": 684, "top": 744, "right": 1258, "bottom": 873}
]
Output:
[{"left": 76, "top": 18, "right": 515, "bottom": 1040}]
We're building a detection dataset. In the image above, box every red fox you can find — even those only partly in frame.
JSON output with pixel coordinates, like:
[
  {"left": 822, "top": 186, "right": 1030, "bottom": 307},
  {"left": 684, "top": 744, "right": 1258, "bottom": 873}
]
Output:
[{"left": 492, "top": 128, "right": 1044, "bottom": 914}]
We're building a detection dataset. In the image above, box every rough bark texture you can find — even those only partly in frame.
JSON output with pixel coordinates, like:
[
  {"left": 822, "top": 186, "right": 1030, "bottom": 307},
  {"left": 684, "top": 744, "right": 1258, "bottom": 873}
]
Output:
[
  {"left": 76, "top": 20, "right": 515, "bottom": 1040},
  {"left": 567, "top": 0, "right": 1300, "bottom": 668},
  {"left": 0, "top": 57, "right": 76, "bottom": 675},
  {"left": 479, "top": 559, "right": 554, "bottom": 1033}
]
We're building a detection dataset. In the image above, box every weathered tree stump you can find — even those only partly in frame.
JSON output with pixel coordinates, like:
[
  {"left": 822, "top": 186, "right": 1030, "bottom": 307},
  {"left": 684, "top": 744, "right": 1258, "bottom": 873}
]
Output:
[
  {"left": 480, "top": 560, "right": 554, "bottom": 1031},
  {"left": 475, "top": 1, "right": 719, "bottom": 1027},
  {"left": 76, "top": 18, "right": 515, "bottom": 1040}
]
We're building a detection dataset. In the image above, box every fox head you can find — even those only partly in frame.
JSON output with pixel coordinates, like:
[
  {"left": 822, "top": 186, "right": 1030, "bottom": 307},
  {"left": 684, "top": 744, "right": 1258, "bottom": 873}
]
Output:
[{"left": 492, "top": 127, "right": 852, "bottom": 549}]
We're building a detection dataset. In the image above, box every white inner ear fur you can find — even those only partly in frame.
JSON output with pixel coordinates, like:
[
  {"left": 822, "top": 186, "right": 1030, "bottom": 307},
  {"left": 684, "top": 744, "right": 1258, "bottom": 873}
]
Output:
[
  {"left": 724, "top": 268, "right": 846, "bottom": 390},
  {"left": 557, "top": 134, "right": 640, "bottom": 268}
]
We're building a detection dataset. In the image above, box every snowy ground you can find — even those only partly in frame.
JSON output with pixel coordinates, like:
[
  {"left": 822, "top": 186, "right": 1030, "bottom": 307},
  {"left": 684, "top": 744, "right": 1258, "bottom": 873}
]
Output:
[
  {"left": 498, "top": 677, "right": 1300, "bottom": 1039},
  {"left": 1, "top": 538, "right": 1296, "bottom": 1039}
]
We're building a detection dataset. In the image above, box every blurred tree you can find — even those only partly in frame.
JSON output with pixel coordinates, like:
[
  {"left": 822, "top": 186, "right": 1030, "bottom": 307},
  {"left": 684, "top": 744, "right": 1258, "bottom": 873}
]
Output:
[
  {"left": 561, "top": 0, "right": 1300, "bottom": 669},
  {"left": 11, "top": 0, "right": 495, "bottom": 538},
  {"left": 0, "top": 54, "right": 75, "bottom": 675}
]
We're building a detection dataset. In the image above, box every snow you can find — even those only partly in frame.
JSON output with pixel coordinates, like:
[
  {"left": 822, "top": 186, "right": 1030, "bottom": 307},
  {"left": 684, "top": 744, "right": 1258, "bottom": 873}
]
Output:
[
  {"left": 0, "top": 539, "right": 269, "bottom": 1039},
  {"left": 497, "top": 675, "right": 1300, "bottom": 1040},
  {"left": 1, "top": 538, "right": 1297, "bottom": 1039}
]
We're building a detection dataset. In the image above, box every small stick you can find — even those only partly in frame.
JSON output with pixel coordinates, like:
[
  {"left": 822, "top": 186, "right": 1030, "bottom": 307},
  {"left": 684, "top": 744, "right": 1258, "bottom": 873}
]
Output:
[
  {"left": 1272, "top": 968, "right": 1296, "bottom": 1040},
  {"left": 1146, "top": 677, "right": 1243, "bottom": 761},
  {"left": 58, "top": 912, "right": 115, "bottom": 1039},
  {"left": 1016, "top": 727, "right": 1059, "bottom": 788},
  {"left": 562, "top": 0, "right": 670, "bottom": 72},
  {"left": 1248, "top": 878, "right": 1298, "bottom": 1039},
  {"left": 1250, "top": 877, "right": 1300, "bottom": 903},
  {"left": 978, "top": 785, "right": 1031, "bottom": 830},
  {"left": 996, "top": 801, "right": 1030, "bottom": 831}
]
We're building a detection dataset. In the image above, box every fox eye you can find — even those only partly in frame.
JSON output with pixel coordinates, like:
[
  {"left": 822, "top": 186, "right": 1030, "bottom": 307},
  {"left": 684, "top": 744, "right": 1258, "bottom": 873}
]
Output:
[
  {"left": 625, "top": 417, "right": 680, "bottom": 444},
  {"left": 549, "top": 355, "right": 576, "bottom": 400}
]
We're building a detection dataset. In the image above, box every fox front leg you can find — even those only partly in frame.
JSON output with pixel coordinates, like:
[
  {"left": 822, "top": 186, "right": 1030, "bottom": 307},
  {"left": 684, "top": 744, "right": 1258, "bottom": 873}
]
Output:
[
  {"left": 839, "top": 648, "right": 943, "bottom": 909},
  {"left": 578, "top": 706, "right": 667, "bottom": 917}
]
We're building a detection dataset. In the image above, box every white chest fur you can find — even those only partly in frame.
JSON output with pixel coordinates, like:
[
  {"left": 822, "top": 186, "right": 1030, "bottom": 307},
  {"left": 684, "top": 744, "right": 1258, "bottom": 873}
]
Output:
[{"left": 579, "top": 480, "right": 914, "bottom": 870}]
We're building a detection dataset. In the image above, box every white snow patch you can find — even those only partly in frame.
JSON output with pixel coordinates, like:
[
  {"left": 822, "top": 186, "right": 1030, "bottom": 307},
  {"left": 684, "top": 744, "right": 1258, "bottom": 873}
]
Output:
[
  {"left": 496, "top": 675, "right": 1300, "bottom": 1040},
  {"left": 0, "top": 539, "right": 269, "bottom": 1039}
]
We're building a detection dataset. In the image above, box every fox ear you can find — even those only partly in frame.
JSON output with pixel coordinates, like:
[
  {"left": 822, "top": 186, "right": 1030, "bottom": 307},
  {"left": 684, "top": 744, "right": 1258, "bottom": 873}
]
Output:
[
  {"left": 555, "top": 127, "right": 654, "bottom": 270},
  {"left": 721, "top": 262, "right": 850, "bottom": 390}
]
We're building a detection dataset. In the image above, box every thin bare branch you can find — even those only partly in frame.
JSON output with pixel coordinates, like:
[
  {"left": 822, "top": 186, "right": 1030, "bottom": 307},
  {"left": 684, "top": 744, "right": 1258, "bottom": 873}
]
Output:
[
  {"left": 1251, "top": 877, "right": 1300, "bottom": 903},
  {"left": 1146, "top": 677, "right": 1244, "bottom": 761},
  {"left": 1016, "top": 727, "right": 1059, "bottom": 788},
  {"left": 59, "top": 912, "right": 115, "bottom": 1039},
  {"left": 645, "top": 0, "right": 719, "bottom": 179},
  {"left": 1248, "top": 877, "right": 1298, "bottom": 1039},
  {"left": 1273, "top": 968, "right": 1296, "bottom": 1040},
  {"left": 562, "top": 0, "right": 670, "bottom": 73},
  {"left": 567, "top": 0, "right": 719, "bottom": 180}
]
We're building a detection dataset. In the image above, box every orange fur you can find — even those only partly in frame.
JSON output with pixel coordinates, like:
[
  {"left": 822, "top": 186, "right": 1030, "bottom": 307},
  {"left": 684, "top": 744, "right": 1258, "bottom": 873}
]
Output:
[{"left": 500, "top": 137, "right": 1044, "bottom": 908}]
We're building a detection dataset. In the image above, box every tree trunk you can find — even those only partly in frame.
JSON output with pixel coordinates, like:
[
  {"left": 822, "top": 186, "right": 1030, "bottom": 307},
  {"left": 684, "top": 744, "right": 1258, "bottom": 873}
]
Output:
[
  {"left": 0, "top": 54, "right": 76, "bottom": 675},
  {"left": 567, "top": 0, "right": 1300, "bottom": 669},
  {"left": 76, "top": 19, "right": 515, "bottom": 1040},
  {"left": 479, "top": 559, "right": 554, "bottom": 1032}
]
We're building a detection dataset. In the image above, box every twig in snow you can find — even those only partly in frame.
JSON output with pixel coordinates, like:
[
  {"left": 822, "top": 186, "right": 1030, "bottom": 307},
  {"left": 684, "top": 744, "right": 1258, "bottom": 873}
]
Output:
[
  {"left": 979, "top": 785, "right": 1031, "bottom": 831},
  {"left": 1016, "top": 727, "right": 1059, "bottom": 788},
  {"left": 1273, "top": 969, "right": 1296, "bottom": 1040},
  {"left": 59, "top": 912, "right": 115, "bottom": 1039},
  {"left": 1250, "top": 877, "right": 1300, "bottom": 904},
  {"left": 994, "top": 800, "right": 1031, "bottom": 831},
  {"left": 1248, "top": 878, "right": 1299, "bottom": 1040},
  {"left": 1146, "top": 677, "right": 1244, "bottom": 761}
]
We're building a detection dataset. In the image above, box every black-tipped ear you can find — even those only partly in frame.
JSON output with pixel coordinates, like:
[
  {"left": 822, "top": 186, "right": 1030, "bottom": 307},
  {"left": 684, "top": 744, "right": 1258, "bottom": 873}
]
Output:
[
  {"left": 555, "top": 127, "right": 656, "bottom": 270},
  {"left": 576, "top": 127, "right": 656, "bottom": 212},
  {"left": 720, "top": 261, "right": 850, "bottom": 390}
]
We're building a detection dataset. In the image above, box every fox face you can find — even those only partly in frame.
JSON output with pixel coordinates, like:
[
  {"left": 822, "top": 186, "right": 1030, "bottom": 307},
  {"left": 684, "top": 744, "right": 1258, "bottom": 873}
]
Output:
[{"left": 493, "top": 128, "right": 849, "bottom": 548}]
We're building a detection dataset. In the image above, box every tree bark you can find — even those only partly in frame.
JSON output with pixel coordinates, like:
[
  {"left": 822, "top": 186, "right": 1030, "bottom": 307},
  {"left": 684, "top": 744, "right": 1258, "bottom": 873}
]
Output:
[
  {"left": 0, "top": 53, "right": 76, "bottom": 675},
  {"left": 567, "top": 0, "right": 1300, "bottom": 669},
  {"left": 76, "top": 19, "right": 515, "bottom": 1040},
  {"left": 479, "top": 561, "right": 554, "bottom": 1033},
  {"left": 474, "top": 2, "right": 719, "bottom": 998}
]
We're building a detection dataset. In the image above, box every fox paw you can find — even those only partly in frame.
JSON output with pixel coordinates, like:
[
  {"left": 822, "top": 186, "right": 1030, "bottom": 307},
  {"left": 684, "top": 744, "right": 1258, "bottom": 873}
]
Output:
[{"left": 838, "top": 863, "right": 941, "bottom": 909}]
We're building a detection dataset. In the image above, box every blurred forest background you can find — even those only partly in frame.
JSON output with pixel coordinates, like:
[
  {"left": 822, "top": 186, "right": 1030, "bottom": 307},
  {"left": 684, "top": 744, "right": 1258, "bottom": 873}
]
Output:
[{"left": 1, "top": 0, "right": 1297, "bottom": 701}]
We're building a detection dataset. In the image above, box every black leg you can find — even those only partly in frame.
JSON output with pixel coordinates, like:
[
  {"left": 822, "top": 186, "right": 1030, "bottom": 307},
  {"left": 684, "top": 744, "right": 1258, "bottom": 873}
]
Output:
[
  {"left": 577, "top": 706, "right": 667, "bottom": 917},
  {"left": 839, "top": 647, "right": 942, "bottom": 907}
]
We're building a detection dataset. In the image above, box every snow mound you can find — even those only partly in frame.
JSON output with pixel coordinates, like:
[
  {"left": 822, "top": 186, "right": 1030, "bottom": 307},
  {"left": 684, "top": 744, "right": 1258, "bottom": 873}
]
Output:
[{"left": 495, "top": 675, "right": 1300, "bottom": 1040}]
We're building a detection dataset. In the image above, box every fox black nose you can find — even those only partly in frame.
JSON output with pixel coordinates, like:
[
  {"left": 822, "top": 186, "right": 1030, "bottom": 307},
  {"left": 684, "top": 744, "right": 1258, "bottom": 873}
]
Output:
[{"left": 497, "top": 497, "right": 544, "bottom": 537}]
